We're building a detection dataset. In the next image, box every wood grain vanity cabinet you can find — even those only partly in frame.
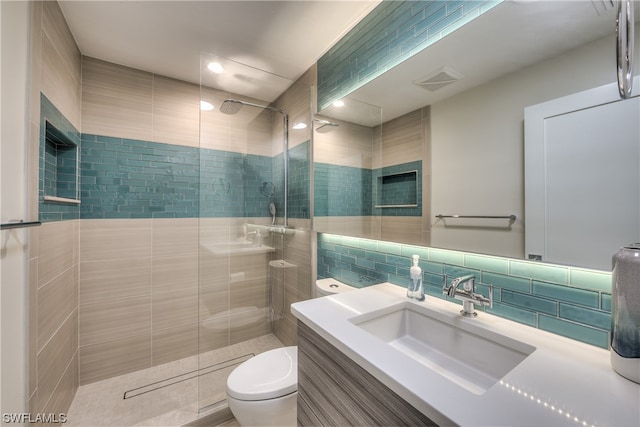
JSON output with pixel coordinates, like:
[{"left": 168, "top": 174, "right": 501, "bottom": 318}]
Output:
[{"left": 297, "top": 321, "right": 437, "bottom": 426}]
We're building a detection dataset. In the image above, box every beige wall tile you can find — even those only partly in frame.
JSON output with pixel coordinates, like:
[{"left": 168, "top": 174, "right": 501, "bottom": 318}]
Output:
[
  {"left": 152, "top": 324, "right": 198, "bottom": 366},
  {"left": 80, "top": 257, "right": 151, "bottom": 305},
  {"left": 197, "top": 324, "right": 229, "bottom": 354},
  {"left": 229, "top": 253, "right": 269, "bottom": 280},
  {"left": 230, "top": 278, "right": 268, "bottom": 312},
  {"left": 42, "top": 1, "right": 81, "bottom": 83},
  {"left": 82, "top": 91, "right": 153, "bottom": 141},
  {"left": 29, "top": 1, "right": 42, "bottom": 126},
  {"left": 42, "top": 354, "right": 77, "bottom": 417},
  {"left": 198, "top": 284, "right": 229, "bottom": 321},
  {"left": 381, "top": 217, "right": 425, "bottom": 245},
  {"left": 152, "top": 218, "right": 198, "bottom": 256},
  {"left": 79, "top": 295, "right": 151, "bottom": 347},
  {"left": 38, "top": 267, "right": 76, "bottom": 350},
  {"left": 274, "top": 66, "right": 314, "bottom": 150},
  {"left": 152, "top": 254, "right": 198, "bottom": 294},
  {"left": 28, "top": 122, "right": 41, "bottom": 222},
  {"left": 153, "top": 76, "right": 199, "bottom": 147},
  {"left": 82, "top": 57, "right": 153, "bottom": 103},
  {"left": 37, "top": 311, "right": 77, "bottom": 411},
  {"left": 198, "top": 252, "right": 230, "bottom": 289},
  {"left": 379, "top": 109, "right": 423, "bottom": 168},
  {"left": 80, "top": 219, "right": 152, "bottom": 262},
  {"left": 40, "top": 1, "right": 81, "bottom": 129},
  {"left": 38, "top": 221, "right": 75, "bottom": 288},
  {"left": 28, "top": 258, "right": 38, "bottom": 397},
  {"left": 152, "top": 287, "right": 198, "bottom": 331},
  {"left": 81, "top": 58, "right": 153, "bottom": 140},
  {"left": 79, "top": 334, "right": 151, "bottom": 385}
]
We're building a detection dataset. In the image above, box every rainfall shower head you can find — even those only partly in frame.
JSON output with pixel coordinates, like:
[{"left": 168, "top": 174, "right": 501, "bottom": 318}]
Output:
[
  {"left": 313, "top": 118, "right": 339, "bottom": 133},
  {"left": 219, "top": 99, "right": 244, "bottom": 115},
  {"left": 219, "top": 98, "right": 287, "bottom": 117}
]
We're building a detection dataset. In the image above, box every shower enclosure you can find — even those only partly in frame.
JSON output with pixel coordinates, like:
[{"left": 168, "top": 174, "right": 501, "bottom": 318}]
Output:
[{"left": 195, "top": 52, "right": 305, "bottom": 414}]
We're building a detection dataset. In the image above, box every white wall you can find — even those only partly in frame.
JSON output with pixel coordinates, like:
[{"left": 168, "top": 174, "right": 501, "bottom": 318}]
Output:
[
  {"left": 430, "top": 32, "right": 638, "bottom": 259},
  {"left": 1, "top": 0, "right": 31, "bottom": 422}
]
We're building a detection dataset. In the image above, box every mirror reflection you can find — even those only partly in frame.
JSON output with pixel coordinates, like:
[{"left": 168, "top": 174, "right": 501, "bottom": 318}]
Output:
[{"left": 313, "top": 1, "right": 640, "bottom": 271}]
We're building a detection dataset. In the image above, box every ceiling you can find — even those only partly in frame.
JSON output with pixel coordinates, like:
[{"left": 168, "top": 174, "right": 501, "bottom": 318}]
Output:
[
  {"left": 58, "top": 0, "right": 380, "bottom": 102},
  {"left": 57, "top": 1, "right": 640, "bottom": 122}
]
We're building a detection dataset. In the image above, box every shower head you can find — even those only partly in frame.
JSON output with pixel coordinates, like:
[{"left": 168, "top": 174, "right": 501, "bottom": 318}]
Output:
[
  {"left": 219, "top": 99, "right": 244, "bottom": 115},
  {"left": 219, "top": 98, "right": 287, "bottom": 117},
  {"left": 313, "top": 118, "right": 339, "bottom": 133}
]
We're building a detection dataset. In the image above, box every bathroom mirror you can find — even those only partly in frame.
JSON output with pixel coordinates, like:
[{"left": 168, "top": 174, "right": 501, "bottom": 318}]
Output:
[{"left": 313, "top": 0, "right": 640, "bottom": 270}]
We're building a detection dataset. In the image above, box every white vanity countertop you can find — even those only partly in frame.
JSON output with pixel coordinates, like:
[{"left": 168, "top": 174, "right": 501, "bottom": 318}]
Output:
[{"left": 291, "top": 283, "right": 640, "bottom": 427}]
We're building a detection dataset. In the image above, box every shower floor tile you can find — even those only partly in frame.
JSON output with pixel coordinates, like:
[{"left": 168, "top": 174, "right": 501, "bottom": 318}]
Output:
[{"left": 66, "top": 334, "right": 283, "bottom": 427}]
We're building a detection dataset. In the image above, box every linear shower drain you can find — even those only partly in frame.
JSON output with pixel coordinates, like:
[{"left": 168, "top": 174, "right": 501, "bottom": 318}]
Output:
[{"left": 123, "top": 353, "right": 254, "bottom": 399}]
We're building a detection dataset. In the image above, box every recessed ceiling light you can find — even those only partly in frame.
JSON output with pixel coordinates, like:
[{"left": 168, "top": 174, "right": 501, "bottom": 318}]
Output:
[
  {"left": 207, "top": 62, "right": 224, "bottom": 74},
  {"left": 332, "top": 99, "right": 345, "bottom": 107},
  {"left": 292, "top": 122, "right": 307, "bottom": 130},
  {"left": 200, "top": 100, "right": 214, "bottom": 111}
]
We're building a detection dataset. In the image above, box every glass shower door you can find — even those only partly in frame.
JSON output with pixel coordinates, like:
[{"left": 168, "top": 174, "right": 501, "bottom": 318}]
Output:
[{"left": 197, "top": 52, "right": 293, "bottom": 414}]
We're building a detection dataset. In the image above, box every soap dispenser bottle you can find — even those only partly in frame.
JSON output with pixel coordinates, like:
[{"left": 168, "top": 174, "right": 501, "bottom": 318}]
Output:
[{"left": 408, "top": 254, "right": 425, "bottom": 301}]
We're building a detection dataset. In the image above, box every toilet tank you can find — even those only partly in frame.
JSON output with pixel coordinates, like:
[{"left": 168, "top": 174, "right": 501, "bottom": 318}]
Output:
[{"left": 316, "top": 278, "right": 357, "bottom": 297}]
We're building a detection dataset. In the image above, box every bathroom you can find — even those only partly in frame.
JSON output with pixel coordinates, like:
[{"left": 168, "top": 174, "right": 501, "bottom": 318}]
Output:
[{"left": 1, "top": 0, "right": 639, "bottom": 426}]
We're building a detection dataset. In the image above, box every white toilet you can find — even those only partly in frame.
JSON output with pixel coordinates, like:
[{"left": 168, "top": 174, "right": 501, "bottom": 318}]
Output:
[{"left": 225, "top": 278, "right": 356, "bottom": 426}]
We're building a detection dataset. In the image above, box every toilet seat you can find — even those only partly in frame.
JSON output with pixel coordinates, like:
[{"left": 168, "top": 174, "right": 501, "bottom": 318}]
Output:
[{"left": 226, "top": 346, "right": 297, "bottom": 401}]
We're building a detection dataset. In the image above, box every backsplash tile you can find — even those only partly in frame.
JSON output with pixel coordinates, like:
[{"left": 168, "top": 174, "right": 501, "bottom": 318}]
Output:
[{"left": 317, "top": 233, "right": 612, "bottom": 349}]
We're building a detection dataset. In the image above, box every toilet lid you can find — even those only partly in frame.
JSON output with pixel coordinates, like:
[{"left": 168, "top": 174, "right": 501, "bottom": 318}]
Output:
[{"left": 226, "top": 346, "right": 297, "bottom": 401}]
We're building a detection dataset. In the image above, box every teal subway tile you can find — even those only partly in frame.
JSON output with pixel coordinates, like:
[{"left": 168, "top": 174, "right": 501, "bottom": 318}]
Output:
[
  {"left": 486, "top": 302, "right": 537, "bottom": 328},
  {"left": 509, "top": 260, "right": 568, "bottom": 285},
  {"left": 425, "top": 282, "right": 447, "bottom": 300},
  {"left": 378, "top": 241, "right": 402, "bottom": 256},
  {"left": 429, "top": 248, "right": 464, "bottom": 266},
  {"left": 501, "top": 290, "right": 557, "bottom": 316},
  {"left": 414, "top": 4, "right": 447, "bottom": 35},
  {"left": 319, "top": 234, "right": 342, "bottom": 245},
  {"left": 559, "top": 304, "right": 610, "bottom": 330},
  {"left": 443, "top": 265, "right": 480, "bottom": 282},
  {"left": 601, "top": 293, "right": 612, "bottom": 312},
  {"left": 348, "top": 247, "right": 366, "bottom": 258},
  {"left": 532, "top": 281, "right": 599, "bottom": 308},
  {"left": 464, "top": 253, "right": 509, "bottom": 274},
  {"left": 423, "top": 261, "right": 443, "bottom": 275},
  {"left": 539, "top": 315, "right": 608, "bottom": 349},
  {"left": 569, "top": 268, "right": 612, "bottom": 292},
  {"left": 386, "top": 254, "right": 410, "bottom": 267},
  {"left": 400, "top": 244, "right": 429, "bottom": 260},
  {"left": 340, "top": 254, "right": 356, "bottom": 265},
  {"left": 375, "top": 262, "right": 397, "bottom": 275},
  {"left": 388, "top": 273, "right": 408, "bottom": 287},
  {"left": 341, "top": 236, "right": 363, "bottom": 249},
  {"left": 425, "top": 272, "right": 445, "bottom": 287},
  {"left": 356, "top": 257, "right": 376, "bottom": 270}
]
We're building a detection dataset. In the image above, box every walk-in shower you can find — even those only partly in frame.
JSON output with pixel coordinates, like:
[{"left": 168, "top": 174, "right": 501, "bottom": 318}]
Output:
[{"left": 220, "top": 98, "right": 291, "bottom": 227}]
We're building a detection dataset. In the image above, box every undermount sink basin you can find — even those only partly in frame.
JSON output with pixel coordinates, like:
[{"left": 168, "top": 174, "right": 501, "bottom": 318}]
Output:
[{"left": 350, "top": 302, "right": 535, "bottom": 395}]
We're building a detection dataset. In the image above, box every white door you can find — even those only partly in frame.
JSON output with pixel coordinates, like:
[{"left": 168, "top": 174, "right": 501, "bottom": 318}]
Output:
[{"left": 525, "top": 80, "right": 640, "bottom": 271}]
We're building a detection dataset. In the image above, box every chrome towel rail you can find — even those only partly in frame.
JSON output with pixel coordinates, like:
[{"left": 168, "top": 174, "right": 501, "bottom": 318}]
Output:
[
  {"left": 1, "top": 220, "right": 42, "bottom": 230},
  {"left": 436, "top": 214, "right": 516, "bottom": 221}
]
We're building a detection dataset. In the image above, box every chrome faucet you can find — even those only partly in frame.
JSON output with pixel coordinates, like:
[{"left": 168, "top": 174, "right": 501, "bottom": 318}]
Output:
[{"left": 443, "top": 274, "right": 493, "bottom": 317}]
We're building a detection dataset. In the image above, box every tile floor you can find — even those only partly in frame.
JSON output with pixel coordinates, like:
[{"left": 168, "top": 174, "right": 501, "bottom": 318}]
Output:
[{"left": 66, "top": 334, "right": 283, "bottom": 427}]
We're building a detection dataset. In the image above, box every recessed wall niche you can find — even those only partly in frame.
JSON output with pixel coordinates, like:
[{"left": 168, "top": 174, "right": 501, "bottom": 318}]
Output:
[{"left": 43, "top": 120, "right": 80, "bottom": 204}]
